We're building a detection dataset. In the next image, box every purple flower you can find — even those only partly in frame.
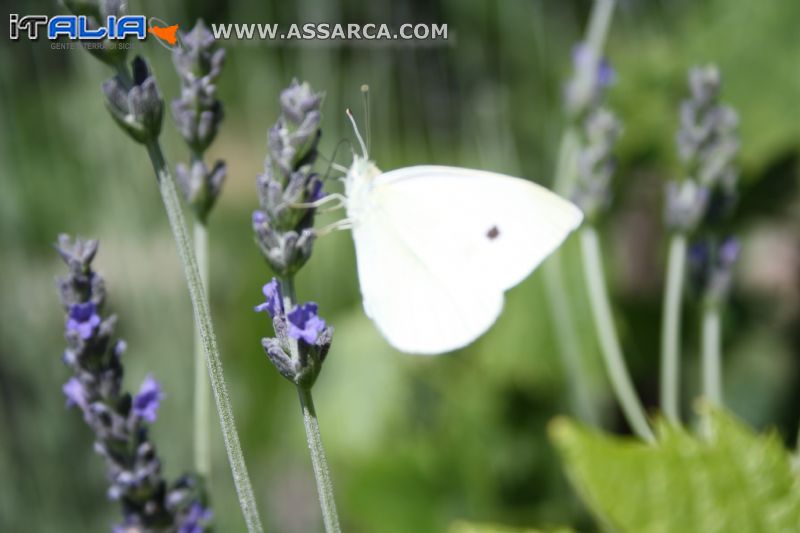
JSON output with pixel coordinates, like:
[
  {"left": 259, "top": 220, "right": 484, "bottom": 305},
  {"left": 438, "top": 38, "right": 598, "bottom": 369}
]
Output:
[
  {"left": 63, "top": 377, "right": 88, "bottom": 410},
  {"left": 113, "top": 519, "right": 142, "bottom": 533},
  {"left": 719, "top": 237, "right": 740, "bottom": 266},
  {"left": 287, "top": 302, "right": 326, "bottom": 344},
  {"left": 254, "top": 278, "right": 283, "bottom": 317},
  {"left": 573, "top": 43, "right": 615, "bottom": 89},
  {"left": 597, "top": 58, "right": 614, "bottom": 88},
  {"left": 688, "top": 238, "right": 740, "bottom": 300},
  {"left": 252, "top": 210, "right": 267, "bottom": 226},
  {"left": 114, "top": 340, "right": 127, "bottom": 359},
  {"left": 66, "top": 302, "right": 101, "bottom": 340},
  {"left": 178, "top": 501, "right": 213, "bottom": 533},
  {"left": 689, "top": 241, "right": 709, "bottom": 264},
  {"left": 565, "top": 42, "right": 615, "bottom": 117},
  {"left": 132, "top": 375, "right": 164, "bottom": 423},
  {"left": 308, "top": 177, "right": 325, "bottom": 202}
]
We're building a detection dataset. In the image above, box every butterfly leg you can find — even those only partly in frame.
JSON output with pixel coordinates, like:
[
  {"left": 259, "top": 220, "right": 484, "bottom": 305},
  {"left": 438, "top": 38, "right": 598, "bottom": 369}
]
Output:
[
  {"left": 315, "top": 218, "right": 353, "bottom": 237},
  {"left": 290, "top": 193, "right": 347, "bottom": 212}
]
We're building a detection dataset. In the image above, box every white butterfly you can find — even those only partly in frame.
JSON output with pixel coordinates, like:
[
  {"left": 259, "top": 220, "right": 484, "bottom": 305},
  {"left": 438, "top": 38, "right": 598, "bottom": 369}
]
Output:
[{"left": 323, "top": 112, "right": 583, "bottom": 355}]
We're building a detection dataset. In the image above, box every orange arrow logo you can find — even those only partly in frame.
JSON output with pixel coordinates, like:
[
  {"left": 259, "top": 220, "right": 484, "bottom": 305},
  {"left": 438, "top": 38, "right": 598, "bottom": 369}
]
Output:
[{"left": 148, "top": 24, "right": 179, "bottom": 45}]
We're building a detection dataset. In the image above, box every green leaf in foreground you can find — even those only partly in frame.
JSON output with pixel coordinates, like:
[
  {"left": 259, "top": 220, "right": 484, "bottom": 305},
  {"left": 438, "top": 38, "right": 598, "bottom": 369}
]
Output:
[
  {"left": 448, "top": 521, "right": 573, "bottom": 533},
  {"left": 550, "top": 409, "right": 800, "bottom": 532}
]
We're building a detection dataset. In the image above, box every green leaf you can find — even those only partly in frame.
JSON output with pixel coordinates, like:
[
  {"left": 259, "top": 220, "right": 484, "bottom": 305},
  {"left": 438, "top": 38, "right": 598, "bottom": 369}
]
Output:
[
  {"left": 448, "top": 521, "right": 573, "bottom": 533},
  {"left": 550, "top": 409, "right": 800, "bottom": 532},
  {"left": 612, "top": 0, "right": 800, "bottom": 178}
]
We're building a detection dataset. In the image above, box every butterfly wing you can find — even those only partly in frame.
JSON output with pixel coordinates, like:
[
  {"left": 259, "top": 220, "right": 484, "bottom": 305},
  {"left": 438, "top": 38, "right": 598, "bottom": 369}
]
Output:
[
  {"left": 352, "top": 204, "right": 504, "bottom": 355},
  {"left": 374, "top": 166, "right": 584, "bottom": 291},
  {"left": 350, "top": 165, "right": 583, "bottom": 354}
]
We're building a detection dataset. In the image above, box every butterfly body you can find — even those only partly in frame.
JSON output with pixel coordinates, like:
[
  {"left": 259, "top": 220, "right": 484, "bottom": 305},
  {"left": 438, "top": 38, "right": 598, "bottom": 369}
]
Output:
[{"left": 344, "top": 156, "right": 382, "bottom": 223}]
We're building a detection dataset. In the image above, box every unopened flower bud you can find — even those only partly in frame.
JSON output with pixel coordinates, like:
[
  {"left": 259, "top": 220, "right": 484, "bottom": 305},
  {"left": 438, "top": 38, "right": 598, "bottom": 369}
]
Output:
[
  {"left": 171, "top": 20, "right": 225, "bottom": 153},
  {"left": 176, "top": 159, "right": 226, "bottom": 222},
  {"left": 676, "top": 65, "right": 739, "bottom": 190},
  {"left": 688, "top": 236, "right": 740, "bottom": 303},
  {"left": 172, "top": 20, "right": 225, "bottom": 84},
  {"left": 572, "top": 108, "right": 622, "bottom": 221},
  {"left": 102, "top": 57, "right": 163, "bottom": 143},
  {"left": 252, "top": 218, "right": 316, "bottom": 277},
  {"left": 664, "top": 179, "right": 709, "bottom": 232},
  {"left": 564, "top": 43, "right": 615, "bottom": 119},
  {"left": 280, "top": 79, "right": 323, "bottom": 124}
]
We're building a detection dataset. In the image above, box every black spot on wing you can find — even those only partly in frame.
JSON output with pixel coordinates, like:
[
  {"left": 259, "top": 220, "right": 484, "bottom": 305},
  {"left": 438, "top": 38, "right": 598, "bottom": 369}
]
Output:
[{"left": 486, "top": 226, "right": 500, "bottom": 240}]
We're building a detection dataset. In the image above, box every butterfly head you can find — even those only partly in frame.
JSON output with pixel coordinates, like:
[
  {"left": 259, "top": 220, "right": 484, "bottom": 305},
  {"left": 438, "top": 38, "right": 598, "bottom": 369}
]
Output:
[
  {"left": 345, "top": 153, "right": 381, "bottom": 205},
  {"left": 344, "top": 107, "right": 381, "bottom": 201}
]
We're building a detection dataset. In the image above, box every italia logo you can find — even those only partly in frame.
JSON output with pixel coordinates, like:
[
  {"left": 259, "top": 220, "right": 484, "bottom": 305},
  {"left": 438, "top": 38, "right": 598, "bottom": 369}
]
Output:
[
  {"left": 147, "top": 17, "right": 180, "bottom": 48},
  {"left": 8, "top": 14, "right": 180, "bottom": 47}
]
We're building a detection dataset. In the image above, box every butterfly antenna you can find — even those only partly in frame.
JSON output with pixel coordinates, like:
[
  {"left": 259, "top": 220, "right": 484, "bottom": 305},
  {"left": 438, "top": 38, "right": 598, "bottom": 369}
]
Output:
[
  {"left": 361, "top": 84, "right": 372, "bottom": 156},
  {"left": 345, "top": 108, "right": 368, "bottom": 159}
]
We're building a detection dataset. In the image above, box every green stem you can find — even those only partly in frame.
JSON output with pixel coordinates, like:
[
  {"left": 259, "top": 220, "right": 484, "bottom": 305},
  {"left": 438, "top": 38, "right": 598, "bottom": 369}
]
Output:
[
  {"left": 540, "top": 0, "right": 618, "bottom": 426},
  {"left": 278, "top": 276, "right": 341, "bottom": 532},
  {"left": 297, "top": 386, "right": 341, "bottom": 533},
  {"left": 145, "top": 141, "right": 263, "bottom": 532},
  {"left": 543, "top": 254, "right": 598, "bottom": 425},
  {"left": 193, "top": 220, "right": 212, "bottom": 480},
  {"left": 579, "top": 227, "right": 654, "bottom": 442},
  {"left": 660, "top": 233, "right": 687, "bottom": 422},
  {"left": 547, "top": 128, "right": 596, "bottom": 424},
  {"left": 188, "top": 148, "right": 212, "bottom": 482},
  {"left": 701, "top": 304, "right": 722, "bottom": 405},
  {"left": 548, "top": 131, "right": 596, "bottom": 423},
  {"left": 541, "top": 137, "right": 591, "bottom": 428},
  {"left": 552, "top": 129, "right": 580, "bottom": 196},
  {"left": 279, "top": 276, "right": 297, "bottom": 313},
  {"left": 585, "top": 0, "right": 616, "bottom": 53}
]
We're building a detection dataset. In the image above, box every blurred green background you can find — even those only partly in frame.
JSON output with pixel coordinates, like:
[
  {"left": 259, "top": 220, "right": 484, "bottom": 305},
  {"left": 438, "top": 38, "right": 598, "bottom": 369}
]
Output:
[{"left": 1, "top": 0, "right": 799, "bottom": 531}]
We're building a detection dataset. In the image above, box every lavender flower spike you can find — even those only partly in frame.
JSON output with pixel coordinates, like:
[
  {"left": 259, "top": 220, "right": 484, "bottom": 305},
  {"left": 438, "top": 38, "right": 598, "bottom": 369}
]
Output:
[
  {"left": 572, "top": 108, "right": 622, "bottom": 221},
  {"left": 252, "top": 80, "right": 339, "bottom": 528},
  {"left": 671, "top": 65, "right": 740, "bottom": 230},
  {"left": 172, "top": 20, "right": 226, "bottom": 153},
  {"left": 172, "top": 20, "right": 227, "bottom": 222},
  {"left": 55, "top": 234, "right": 210, "bottom": 530},
  {"left": 253, "top": 79, "right": 324, "bottom": 276}
]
